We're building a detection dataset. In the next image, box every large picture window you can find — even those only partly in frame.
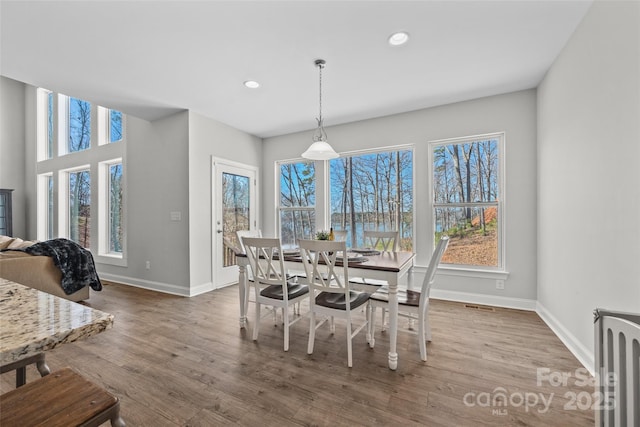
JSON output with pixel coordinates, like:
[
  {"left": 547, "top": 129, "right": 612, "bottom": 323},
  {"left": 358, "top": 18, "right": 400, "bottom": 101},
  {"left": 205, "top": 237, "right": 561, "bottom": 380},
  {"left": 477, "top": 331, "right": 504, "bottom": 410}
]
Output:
[
  {"left": 431, "top": 133, "right": 504, "bottom": 269},
  {"left": 329, "top": 149, "right": 413, "bottom": 250},
  {"left": 278, "top": 161, "right": 316, "bottom": 248}
]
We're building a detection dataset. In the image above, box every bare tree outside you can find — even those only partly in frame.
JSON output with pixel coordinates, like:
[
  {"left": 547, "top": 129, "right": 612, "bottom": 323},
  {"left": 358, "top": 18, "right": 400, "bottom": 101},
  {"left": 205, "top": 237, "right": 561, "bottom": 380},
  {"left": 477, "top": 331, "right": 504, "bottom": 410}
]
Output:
[
  {"left": 68, "top": 97, "right": 92, "bottom": 248},
  {"left": 330, "top": 149, "right": 413, "bottom": 250},
  {"left": 433, "top": 138, "right": 500, "bottom": 267},
  {"left": 68, "top": 97, "right": 91, "bottom": 152},
  {"left": 279, "top": 162, "right": 316, "bottom": 247},
  {"left": 109, "top": 164, "right": 123, "bottom": 253},
  {"left": 69, "top": 170, "right": 91, "bottom": 248}
]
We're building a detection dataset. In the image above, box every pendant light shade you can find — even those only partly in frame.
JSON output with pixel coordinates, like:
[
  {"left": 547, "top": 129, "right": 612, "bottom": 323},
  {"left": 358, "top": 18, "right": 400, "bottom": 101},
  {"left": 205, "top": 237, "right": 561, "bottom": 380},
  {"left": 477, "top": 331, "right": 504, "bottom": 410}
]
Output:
[{"left": 302, "top": 59, "right": 339, "bottom": 160}]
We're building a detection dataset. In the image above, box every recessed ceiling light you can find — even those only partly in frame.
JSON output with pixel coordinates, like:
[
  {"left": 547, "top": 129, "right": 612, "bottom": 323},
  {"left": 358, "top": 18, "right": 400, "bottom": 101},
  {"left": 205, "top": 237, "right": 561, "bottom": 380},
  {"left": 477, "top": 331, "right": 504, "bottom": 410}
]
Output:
[
  {"left": 243, "top": 80, "right": 260, "bottom": 89},
  {"left": 388, "top": 31, "right": 409, "bottom": 46}
]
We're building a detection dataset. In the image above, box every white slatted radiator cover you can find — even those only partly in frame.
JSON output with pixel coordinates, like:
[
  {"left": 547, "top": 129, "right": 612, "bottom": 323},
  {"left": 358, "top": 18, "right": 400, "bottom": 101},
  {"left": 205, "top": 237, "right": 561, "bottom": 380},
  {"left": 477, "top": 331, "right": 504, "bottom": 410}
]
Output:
[{"left": 594, "top": 309, "right": 640, "bottom": 427}]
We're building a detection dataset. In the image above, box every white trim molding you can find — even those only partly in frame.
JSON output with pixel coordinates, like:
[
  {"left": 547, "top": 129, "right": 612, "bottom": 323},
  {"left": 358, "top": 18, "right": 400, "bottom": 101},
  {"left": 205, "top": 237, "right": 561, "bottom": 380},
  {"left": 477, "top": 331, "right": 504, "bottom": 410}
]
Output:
[
  {"left": 430, "top": 287, "right": 536, "bottom": 311},
  {"left": 536, "top": 301, "right": 594, "bottom": 375}
]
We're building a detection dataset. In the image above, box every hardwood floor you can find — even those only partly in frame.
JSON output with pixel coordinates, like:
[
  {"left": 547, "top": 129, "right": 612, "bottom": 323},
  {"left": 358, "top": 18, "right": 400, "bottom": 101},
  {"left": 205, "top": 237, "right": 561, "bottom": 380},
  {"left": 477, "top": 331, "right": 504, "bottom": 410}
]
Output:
[{"left": 1, "top": 281, "right": 595, "bottom": 426}]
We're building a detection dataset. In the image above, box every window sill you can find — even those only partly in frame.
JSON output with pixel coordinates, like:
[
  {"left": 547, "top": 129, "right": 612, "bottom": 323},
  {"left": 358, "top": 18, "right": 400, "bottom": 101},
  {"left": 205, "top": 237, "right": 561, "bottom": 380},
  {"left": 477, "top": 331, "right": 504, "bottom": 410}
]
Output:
[
  {"left": 95, "top": 253, "right": 127, "bottom": 268},
  {"left": 436, "top": 266, "right": 509, "bottom": 280}
]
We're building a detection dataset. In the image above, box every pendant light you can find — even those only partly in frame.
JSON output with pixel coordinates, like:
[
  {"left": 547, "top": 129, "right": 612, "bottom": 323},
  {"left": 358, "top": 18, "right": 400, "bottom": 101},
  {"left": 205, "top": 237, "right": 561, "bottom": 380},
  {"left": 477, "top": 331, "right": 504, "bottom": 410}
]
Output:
[{"left": 302, "top": 59, "right": 339, "bottom": 160}]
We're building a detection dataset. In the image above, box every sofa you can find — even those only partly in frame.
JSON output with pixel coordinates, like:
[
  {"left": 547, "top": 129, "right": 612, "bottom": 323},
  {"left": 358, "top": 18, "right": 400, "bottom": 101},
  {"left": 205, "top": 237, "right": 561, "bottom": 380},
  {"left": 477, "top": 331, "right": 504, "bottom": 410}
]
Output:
[{"left": 0, "top": 236, "right": 90, "bottom": 301}]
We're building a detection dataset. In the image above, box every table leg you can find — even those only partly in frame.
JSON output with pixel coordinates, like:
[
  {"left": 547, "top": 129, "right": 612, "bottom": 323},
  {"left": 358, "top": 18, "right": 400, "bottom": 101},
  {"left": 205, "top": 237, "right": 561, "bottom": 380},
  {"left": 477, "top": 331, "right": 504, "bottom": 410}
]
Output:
[
  {"left": 238, "top": 262, "right": 248, "bottom": 328},
  {"left": 387, "top": 278, "right": 399, "bottom": 370}
]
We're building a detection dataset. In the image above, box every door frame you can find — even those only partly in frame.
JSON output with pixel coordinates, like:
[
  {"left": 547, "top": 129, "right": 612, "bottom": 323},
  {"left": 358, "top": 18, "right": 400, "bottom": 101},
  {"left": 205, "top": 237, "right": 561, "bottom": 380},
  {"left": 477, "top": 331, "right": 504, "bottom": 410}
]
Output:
[{"left": 211, "top": 157, "right": 259, "bottom": 288}]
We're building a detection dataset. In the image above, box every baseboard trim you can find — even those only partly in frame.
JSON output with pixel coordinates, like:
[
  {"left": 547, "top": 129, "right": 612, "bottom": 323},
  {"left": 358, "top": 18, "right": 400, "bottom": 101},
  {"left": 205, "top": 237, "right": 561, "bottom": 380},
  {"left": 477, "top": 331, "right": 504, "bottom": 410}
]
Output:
[
  {"left": 430, "top": 288, "right": 537, "bottom": 311},
  {"left": 99, "top": 273, "right": 191, "bottom": 297},
  {"left": 536, "top": 301, "right": 594, "bottom": 375}
]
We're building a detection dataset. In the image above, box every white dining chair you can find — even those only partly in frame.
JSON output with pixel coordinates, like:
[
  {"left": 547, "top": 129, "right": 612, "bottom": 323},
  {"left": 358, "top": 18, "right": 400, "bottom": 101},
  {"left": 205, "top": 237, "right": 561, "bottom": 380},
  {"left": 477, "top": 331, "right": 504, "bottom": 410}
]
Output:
[
  {"left": 367, "top": 236, "right": 449, "bottom": 361},
  {"left": 349, "top": 230, "right": 400, "bottom": 289},
  {"left": 363, "top": 230, "right": 399, "bottom": 252},
  {"left": 236, "top": 229, "right": 262, "bottom": 252},
  {"left": 333, "top": 230, "right": 347, "bottom": 242},
  {"left": 299, "top": 239, "right": 371, "bottom": 368},
  {"left": 242, "top": 236, "right": 309, "bottom": 352}
]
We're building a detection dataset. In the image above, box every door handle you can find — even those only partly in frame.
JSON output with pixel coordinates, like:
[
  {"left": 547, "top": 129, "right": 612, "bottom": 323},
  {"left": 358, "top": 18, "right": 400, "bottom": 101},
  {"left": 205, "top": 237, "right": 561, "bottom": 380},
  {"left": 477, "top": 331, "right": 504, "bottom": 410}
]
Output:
[{"left": 217, "top": 229, "right": 223, "bottom": 234}]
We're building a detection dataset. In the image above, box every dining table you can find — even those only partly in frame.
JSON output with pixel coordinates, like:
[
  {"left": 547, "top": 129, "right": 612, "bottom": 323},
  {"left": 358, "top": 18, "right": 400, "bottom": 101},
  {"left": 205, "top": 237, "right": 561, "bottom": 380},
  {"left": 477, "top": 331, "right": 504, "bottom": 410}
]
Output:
[
  {"left": 0, "top": 278, "right": 114, "bottom": 385},
  {"left": 235, "top": 248, "right": 416, "bottom": 370}
]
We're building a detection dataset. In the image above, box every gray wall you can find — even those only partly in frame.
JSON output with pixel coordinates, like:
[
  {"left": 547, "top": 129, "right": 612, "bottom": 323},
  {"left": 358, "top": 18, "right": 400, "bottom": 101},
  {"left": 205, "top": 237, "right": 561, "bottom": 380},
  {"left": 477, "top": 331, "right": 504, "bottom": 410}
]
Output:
[
  {"left": 263, "top": 90, "right": 538, "bottom": 307},
  {"left": 99, "top": 111, "right": 192, "bottom": 294},
  {"left": 187, "top": 111, "right": 263, "bottom": 293},
  {"left": 0, "top": 77, "right": 26, "bottom": 238},
  {"left": 537, "top": 0, "right": 640, "bottom": 369}
]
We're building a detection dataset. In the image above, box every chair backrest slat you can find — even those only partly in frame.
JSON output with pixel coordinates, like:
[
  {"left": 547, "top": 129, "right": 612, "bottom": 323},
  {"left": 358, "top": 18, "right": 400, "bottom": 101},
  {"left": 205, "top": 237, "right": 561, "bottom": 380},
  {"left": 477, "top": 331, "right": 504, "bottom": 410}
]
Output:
[
  {"left": 236, "top": 229, "right": 262, "bottom": 252},
  {"left": 298, "top": 239, "right": 349, "bottom": 295},
  {"left": 363, "top": 230, "right": 399, "bottom": 252},
  {"left": 241, "top": 236, "right": 286, "bottom": 286}
]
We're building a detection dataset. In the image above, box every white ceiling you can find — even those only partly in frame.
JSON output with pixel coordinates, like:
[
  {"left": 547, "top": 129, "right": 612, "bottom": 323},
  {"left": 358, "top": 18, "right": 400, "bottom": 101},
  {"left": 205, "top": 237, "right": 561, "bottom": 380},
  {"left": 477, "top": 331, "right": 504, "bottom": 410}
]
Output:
[{"left": 0, "top": 0, "right": 592, "bottom": 138}]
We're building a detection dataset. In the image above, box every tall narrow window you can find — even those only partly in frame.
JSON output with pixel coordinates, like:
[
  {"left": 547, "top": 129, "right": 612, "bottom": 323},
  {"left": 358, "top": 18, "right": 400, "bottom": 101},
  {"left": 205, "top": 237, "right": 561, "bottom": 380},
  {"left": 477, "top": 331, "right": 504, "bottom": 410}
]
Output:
[
  {"left": 431, "top": 133, "right": 504, "bottom": 269},
  {"left": 329, "top": 149, "right": 413, "bottom": 250},
  {"left": 46, "top": 175, "right": 54, "bottom": 240},
  {"left": 68, "top": 97, "right": 91, "bottom": 153},
  {"left": 108, "top": 163, "right": 123, "bottom": 253},
  {"left": 69, "top": 169, "right": 91, "bottom": 248},
  {"left": 47, "top": 92, "right": 54, "bottom": 158},
  {"left": 109, "top": 110, "right": 123, "bottom": 143},
  {"left": 278, "top": 161, "right": 316, "bottom": 248}
]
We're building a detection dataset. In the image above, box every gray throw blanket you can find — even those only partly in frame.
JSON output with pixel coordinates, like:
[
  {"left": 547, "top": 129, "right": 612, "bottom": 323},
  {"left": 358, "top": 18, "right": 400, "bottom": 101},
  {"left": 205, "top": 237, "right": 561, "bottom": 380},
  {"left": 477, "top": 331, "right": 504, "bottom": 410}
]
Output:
[{"left": 17, "top": 238, "right": 102, "bottom": 295}]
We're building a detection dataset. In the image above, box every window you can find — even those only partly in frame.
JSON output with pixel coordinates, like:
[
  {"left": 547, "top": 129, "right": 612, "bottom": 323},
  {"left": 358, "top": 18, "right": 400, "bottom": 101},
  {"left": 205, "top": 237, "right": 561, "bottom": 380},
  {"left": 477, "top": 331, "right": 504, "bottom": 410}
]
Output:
[
  {"left": 68, "top": 168, "right": 91, "bottom": 248},
  {"left": 431, "top": 133, "right": 504, "bottom": 269},
  {"left": 278, "top": 161, "right": 316, "bottom": 248},
  {"left": 109, "top": 110, "right": 123, "bottom": 143},
  {"left": 47, "top": 92, "right": 54, "bottom": 158},
  {"left": 67, "top": 96, "right": 92, "bottom": 153},
  {"left": 329, "top": 149, "right": 413, "bottom": 250},
  {"left": 36, "top": 89, "right": 54, "bottom": 161},
  {"left": 36, "top": 87, "right": 126, "bottom": 264},
  {"left": 108, "top": 162, "right": 123, "bottom": 252}
]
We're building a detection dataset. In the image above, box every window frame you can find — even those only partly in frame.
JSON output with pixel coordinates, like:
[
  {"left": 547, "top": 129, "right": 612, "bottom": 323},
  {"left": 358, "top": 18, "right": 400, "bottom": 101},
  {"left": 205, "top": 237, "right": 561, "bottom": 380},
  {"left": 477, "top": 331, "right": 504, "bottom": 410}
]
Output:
[
  {"left": 428, "top": 132, "right": 507, "bottom": 275},
  {"left": 98, "top": 158, "right": 126, "bottom": 264},
  {"left": 59, "top": 165, "right": 91, "bottom": 249},
  {"left": 36, "top": 88, "right": 127, "bottom": 267},
  {"left": 276, "top": 159, "right": 318, "bottom": 247},
  {"left": 328, "top": 145, "right": 415, "bottom": 251},
  {"left": 275, "top": 144, "right": 415, "bottom": 251}
]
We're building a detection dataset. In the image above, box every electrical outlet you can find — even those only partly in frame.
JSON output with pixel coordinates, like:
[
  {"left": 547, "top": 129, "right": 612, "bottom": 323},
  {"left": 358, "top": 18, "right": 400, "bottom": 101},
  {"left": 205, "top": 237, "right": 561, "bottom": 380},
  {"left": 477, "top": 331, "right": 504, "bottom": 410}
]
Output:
[
  {"left": 145, "top": 261, "right": 151, "bottom": 270},
  {"left": 496, "top": 279, "right": 505, "bottom": 290}
]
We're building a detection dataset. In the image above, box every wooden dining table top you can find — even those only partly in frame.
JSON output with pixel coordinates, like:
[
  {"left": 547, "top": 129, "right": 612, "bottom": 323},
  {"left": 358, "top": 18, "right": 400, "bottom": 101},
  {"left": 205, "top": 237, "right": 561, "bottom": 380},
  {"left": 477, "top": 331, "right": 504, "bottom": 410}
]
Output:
[
  {"left": 236, "top": 248, "right": 415, "bottom": 272},
  {"left": 0, "top": 278, "right": 114, "bottom": 366}
]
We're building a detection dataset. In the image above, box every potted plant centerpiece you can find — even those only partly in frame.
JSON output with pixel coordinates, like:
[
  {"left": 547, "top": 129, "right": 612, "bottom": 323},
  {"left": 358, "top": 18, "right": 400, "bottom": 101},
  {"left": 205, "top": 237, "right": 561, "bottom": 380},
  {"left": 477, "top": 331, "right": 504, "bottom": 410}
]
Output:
[{"left": 315, "top": 230, "right": 331, "bottom": 240}]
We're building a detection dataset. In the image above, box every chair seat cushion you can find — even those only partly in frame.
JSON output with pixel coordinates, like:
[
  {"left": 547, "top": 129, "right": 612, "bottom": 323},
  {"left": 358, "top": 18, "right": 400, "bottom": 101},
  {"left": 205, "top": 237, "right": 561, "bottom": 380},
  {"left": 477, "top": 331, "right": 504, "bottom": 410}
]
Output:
[
  {"left": 369, "top": 286, "right": 421, "bottom": 306},
  {"left": 260, "top": 283, "right": 309, "bottom": 300},
  {"left": 316, "top": 291, "right": 369, "bottom": 310}
]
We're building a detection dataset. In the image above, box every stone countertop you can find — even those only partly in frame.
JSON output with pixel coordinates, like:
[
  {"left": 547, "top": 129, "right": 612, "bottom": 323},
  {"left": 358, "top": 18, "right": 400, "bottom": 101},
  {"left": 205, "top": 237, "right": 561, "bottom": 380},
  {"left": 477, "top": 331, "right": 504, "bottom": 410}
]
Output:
[{"left": 0, "top": 278, "right": 114, "bottom": 365}]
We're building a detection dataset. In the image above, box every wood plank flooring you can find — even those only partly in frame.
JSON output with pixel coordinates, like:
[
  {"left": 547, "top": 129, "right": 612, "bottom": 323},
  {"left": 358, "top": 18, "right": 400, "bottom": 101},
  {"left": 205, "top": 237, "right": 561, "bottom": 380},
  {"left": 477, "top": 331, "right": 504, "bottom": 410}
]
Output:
[{"left": 1, "top": 281, "right": 595, "bottom": 426}]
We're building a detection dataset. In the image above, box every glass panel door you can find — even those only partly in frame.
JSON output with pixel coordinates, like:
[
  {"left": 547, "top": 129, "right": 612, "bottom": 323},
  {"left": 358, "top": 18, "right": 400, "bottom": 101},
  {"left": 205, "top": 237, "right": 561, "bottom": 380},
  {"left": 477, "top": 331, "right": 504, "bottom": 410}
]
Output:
[{"left": 213, "top": 159, "right": 257, "bottom": 287}]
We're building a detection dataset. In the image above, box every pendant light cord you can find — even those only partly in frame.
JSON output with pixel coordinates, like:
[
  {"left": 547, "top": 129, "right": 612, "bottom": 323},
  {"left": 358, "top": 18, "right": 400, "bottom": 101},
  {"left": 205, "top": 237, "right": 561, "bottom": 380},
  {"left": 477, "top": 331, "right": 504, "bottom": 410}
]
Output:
[{"left": 318, "top": 61, "right": 323, "bottom": 122}]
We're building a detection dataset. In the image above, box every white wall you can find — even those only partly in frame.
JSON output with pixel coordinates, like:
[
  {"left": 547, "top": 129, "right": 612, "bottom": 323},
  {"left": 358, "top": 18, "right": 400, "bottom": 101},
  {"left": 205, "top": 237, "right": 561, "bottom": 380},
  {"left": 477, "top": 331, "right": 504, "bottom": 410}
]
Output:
[
  {"left": 187, "top": 111, "right": 263, "bottom": 295},
  {"left": 0, "top": 77, "right": 27, "bottom": 238},
  {"left": 263, "top": 90, "right": 538, "bottom": 307},
  {"left": 537, "top": 0, "right": 640, "bottom": 371}
]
